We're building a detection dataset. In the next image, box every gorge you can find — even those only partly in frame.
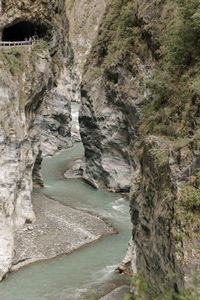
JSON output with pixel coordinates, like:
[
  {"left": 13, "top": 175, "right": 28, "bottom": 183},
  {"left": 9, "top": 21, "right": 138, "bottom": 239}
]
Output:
[{"left": 0, "top": 0, "right": 200, "bottom": 299}]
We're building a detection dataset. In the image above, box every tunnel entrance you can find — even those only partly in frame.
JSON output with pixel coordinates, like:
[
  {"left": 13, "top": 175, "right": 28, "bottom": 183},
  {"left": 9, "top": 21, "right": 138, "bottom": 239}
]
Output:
[{"left": 2, "top": 21, "right": 38, "bottom": 42}]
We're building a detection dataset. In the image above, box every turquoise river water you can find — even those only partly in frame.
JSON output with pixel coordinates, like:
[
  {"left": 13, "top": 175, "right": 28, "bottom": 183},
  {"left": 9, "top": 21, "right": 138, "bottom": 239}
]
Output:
[{"left": 0, "top": 106, "right": 131, "bottom": 300}]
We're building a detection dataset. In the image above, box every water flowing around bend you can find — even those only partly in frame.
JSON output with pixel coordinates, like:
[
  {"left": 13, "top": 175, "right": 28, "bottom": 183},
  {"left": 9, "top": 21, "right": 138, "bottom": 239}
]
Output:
[{"left": 0, "top": 104, "right": 132, "bottom": 300}]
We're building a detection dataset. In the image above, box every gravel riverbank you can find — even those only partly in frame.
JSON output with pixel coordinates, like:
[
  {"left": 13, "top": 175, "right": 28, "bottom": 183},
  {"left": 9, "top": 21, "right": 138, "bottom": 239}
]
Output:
[{"left": 12, "top": 192, "right": 115, "bottom": 271}]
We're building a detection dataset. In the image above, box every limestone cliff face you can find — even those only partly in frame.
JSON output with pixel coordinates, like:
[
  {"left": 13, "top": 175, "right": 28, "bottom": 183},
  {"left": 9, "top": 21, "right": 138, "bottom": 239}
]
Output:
[
  {"left": 79, "top": 0, "right": 200, "bottom": 296},
  {"left": 79, "top": 1, "right": 155, "bottom": 191},
  {"left": 79, "top": 57, "right": 152, "bottom": 192},
  {"left": 131, "top": 135, "right": 200, "bottom": 293},
  {"left": 0, "top": 0, "right": 71, "bottom": 279},
  {"left": 65, "top": 0, "right": 108, "bottom": 104},
  {"left": 65, "top": 0, "right": 107, "bottom": 75}
]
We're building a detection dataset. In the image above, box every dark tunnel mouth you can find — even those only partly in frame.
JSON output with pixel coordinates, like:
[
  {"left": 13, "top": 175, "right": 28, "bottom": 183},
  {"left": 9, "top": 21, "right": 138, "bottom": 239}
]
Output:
[{"left": 2, "top": 21, "right": 48, "bottom": 42}]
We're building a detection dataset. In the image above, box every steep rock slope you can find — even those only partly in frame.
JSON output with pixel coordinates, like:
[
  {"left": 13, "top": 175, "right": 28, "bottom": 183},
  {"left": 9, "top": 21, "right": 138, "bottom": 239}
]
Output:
[
  {"left": 79, "top": 0, "right": 156, "bottom": 191},
  {"left": 65, "top": 0, "right": 108, "bottom": 103},
  {"left": 79, "top": 58, "right": 147, "bottom": 191},
  {"left": 80, "top": 0, "right": 200, "bottom": 296},
  {"left": 65, "top": 0, "right": 108, "bottom": 73},
  {"left": 0, "top": 0, "right": 71, "bottom": 279}
]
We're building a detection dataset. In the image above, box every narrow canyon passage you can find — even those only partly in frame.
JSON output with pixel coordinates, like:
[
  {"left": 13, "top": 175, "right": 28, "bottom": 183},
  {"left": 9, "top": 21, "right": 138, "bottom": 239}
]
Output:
[
  {"left": 0, "top": 1, "right": 199, "bottom": 297},
  {"left": 0, "top": 104, "right": 131, "bottom": 299}
]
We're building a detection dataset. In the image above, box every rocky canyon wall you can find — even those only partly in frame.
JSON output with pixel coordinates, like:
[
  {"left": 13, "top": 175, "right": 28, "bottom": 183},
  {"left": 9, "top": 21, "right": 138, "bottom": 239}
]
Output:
[
  {"left": 0, "top": 0, "right": 72, "bottom": 279},
  {"left": 64, "top": 0, "right": 109, "bottom": 108},
  {"left": 0, "top": 0, "right": 199, "bottom": 295},
  {"left": 0, "top": 0, "right": 117, "bottom": 281},
  {"left": 65, "top": 0, "right": 108, "bottom": 78},
  {"left": 79, "top": 0, "right": 157, "bottom": 192},
  {"left": 79, "top": 0, "right": 200, "bottom": 296}
]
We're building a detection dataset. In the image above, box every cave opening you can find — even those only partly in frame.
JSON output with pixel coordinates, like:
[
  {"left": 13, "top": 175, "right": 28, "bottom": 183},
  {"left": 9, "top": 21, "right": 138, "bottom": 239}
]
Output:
[{"left": 2, "top": 21, "right": 46, "bottom": 42}]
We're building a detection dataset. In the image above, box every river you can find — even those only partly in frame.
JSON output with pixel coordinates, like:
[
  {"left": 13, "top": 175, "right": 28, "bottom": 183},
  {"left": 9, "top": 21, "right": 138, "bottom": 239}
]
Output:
[{"left": 0, "top": 103, "right": 131, "bottom": 299}]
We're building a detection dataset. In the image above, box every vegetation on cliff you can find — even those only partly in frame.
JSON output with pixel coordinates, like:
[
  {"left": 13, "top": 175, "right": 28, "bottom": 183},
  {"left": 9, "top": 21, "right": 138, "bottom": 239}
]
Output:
[
  {"left": 89, "top": 0, "right": 199, "bottom": 140},
  {"left": 125, "top": 271, "right": 200, "bottom": 300},
  {"left": 89, "top": 0, "right": 148, "bottom": 69},
  {"left": 84, "top": 0, "right": 200, "bottom": 297},
  {"left": 143, "top": 0, "right": 200, "bottom": 237},
  {"left": 0, "top": 41, "right": 50, "bottom": 76},
  {"left": 142, "top": 0, "right": 200, "bottom": 139}
]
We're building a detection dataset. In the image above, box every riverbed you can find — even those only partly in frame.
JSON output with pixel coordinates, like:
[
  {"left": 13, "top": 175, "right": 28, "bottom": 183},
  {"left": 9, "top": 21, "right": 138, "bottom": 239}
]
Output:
[{"left": 0, "top": 104, "right": 132, "bottom": 299}]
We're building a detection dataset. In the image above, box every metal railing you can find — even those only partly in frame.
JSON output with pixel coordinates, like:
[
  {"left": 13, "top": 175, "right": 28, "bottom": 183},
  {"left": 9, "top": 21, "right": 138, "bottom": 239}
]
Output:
[{"left": 0, "top": 38, "right": 40, "bottom": 47}]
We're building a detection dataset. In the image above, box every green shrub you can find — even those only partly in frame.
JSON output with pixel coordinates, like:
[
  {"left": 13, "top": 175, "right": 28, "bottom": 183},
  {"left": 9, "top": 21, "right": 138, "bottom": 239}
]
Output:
[
  {"left": 163, "top": 0, "right": 200, "bottom": 72},
  {"left": 0, "top": 48, "right": 25, "bottom": 76},
  {"left": 180, "top": 185, "right": 200, "bottom": 211},
  {"left": 90, "top": 0, "right": 136, "bottom": 68},
  {"left": 149, "top": 147, "right": 169, "bottom": 168},
  {"left": 175, "top": 173, "right": 200, "bottom": 235},
  {"left": 125, "top": 271, "right": 200, "bottom": 300},
  {"left": 31, "top": 40, "right": 50, "bottom": 52},
  {"left": 142, "top": 0, "right": 200, "bottom": 138}
]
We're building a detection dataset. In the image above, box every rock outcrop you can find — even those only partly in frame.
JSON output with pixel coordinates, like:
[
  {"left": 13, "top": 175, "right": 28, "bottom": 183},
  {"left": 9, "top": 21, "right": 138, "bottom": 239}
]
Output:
[
  {"left": 79, "top": 0, "right": 200, "bottom": 296},
  {"left": 79, "top": 64, "right": 140, "bottom": 192},
  {"left": 65, "top": 0, "right": 108, "bottom": 78},
  {"left": 131, "top": 135, "right": 200, "bottom": 293},
  {"left": 0, "top": 0, "right": 72, "bottom": 279},
  {"left": 79, "top": 1, "right": 154, "bottom": 192}
]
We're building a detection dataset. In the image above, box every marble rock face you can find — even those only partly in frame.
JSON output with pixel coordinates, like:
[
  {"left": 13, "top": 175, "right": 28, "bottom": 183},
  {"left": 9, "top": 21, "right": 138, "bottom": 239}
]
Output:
[
  {"left": 0, "top": 0, "right": 74, "bottom": 279},
  {"left": 79, "top": 0, "right": 200, "bottom": 294}
]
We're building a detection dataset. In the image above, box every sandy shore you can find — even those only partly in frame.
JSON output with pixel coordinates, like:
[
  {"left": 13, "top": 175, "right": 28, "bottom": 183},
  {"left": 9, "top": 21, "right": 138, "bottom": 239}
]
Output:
[{"left": 12, "top": 192, "right": 115, "bottom": 271}]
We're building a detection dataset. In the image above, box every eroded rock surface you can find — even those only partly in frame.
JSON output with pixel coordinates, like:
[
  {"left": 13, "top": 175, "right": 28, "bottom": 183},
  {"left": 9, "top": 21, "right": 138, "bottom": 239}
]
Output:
[
  {"left": 0, "top": 0, "right": 111, "bottom": 278},
  {"left": 79, "top": 0, "right": 200, "bottom": 296},
  {"left": 0, "top": 0, "right": 72, "bottom": 279},
  {"left": 79, "top": 29, "right": 153, "bottom": 192},
  {"left": 65, "top": 0, "right": 108, "bottom": 78}
]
